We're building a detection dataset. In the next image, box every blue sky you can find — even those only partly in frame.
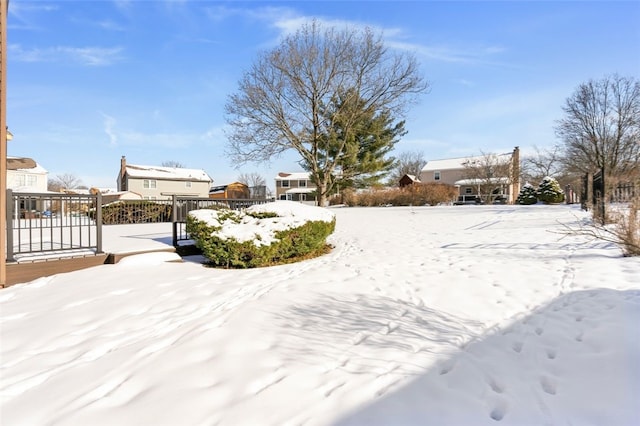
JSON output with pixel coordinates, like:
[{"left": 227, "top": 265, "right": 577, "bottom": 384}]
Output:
[{"left": 6, "top": 0, "right": 640, "bottom": 189}]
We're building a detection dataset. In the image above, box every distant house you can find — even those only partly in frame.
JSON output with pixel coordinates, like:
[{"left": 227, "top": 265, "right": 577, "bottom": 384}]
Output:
[
  {"left": 7, "top": 156, "right": 49, "bottom": 216},
  {"left": 399, "top": 174, "right": 421, "bottom": 188},
  {"left": 275, "top": 172, "right": 317, "bottom": 204},
  {"left": 420, "top": 147, "right": 520, "bottom": 203},
  {"left": 209, "top": 182, "right": 250, "bottom": 200},
  {"left": 117, "top": 156, "right": 212, "bottom": 200},
  {"left": 6, "top": 156, "right": 48, "bottom": 193}
]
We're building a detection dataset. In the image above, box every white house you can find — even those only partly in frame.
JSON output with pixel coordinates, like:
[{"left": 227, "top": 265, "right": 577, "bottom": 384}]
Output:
[
  {"left": 7, "top": 156, "right": 48, "bottom": 193},
  {"left": 117, "top": 156, "right": 212, "bottom": 200}
]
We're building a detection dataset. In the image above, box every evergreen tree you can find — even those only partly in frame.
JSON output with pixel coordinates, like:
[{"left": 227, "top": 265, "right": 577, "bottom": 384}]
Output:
[
  {"left": 516, "top": 183, "right": 539, "bottom": 205},
  {"left": 537, "top": 176, "right": 565, "bottom": 204},
  {"left": 313, "top": 88, "right": 406, "bottom": 190}
]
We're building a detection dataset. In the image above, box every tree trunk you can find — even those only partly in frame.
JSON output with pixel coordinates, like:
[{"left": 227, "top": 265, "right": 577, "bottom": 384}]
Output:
[{"left": 317, "top": 184, "right": 328, "bottom": 207}]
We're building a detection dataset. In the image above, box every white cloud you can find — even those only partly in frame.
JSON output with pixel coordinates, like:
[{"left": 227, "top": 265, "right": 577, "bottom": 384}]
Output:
[
  {"left": 10, "top": 44, "right": 124, "bottom": 66},
  {"left": 101, "top": 113, "right": 118, "bottom": 147}
]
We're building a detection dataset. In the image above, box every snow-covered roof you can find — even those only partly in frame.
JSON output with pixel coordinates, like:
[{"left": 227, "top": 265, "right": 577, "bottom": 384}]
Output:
[
  {"left": 275, "top": 172, "right": 311, "bottom": 181},
  {"left": 421, "top": 156, "right": 484, "bottom": 172},
  {"left": 285, "top": 187, "right": 316, "bottom": 194},
  {"left": 402, "top": 174, "right": 420, "bottom": 182},
  {"left": 125, "top": 164, "right": 212, "bottom": 182},
  {"left": 454, "top": 177, "right": 511, "bottom": 186},
  {"left": 7, "top": 156, "right": 48, "bottom": 174},
  {"left": 421, "top": 153, "right": 511, "bottom": 172}
]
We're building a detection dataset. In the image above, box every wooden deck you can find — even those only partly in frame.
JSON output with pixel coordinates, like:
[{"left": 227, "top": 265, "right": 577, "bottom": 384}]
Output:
[{"left": 3, "top": 247, "right": 179, "bottom": 288}]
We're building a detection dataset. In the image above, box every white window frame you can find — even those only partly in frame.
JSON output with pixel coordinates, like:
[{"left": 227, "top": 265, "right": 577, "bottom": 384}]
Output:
[
  {"left": 300, "top": 194, "right": 307, "bottom": 201},
  {"left": 185, "top": 181, "right": 192, "bottom": 188},
  {"left": 286, "top": 193, "right": 293, "bottom": 200},
  {"left": 434, "top": 171, "right": 441, "bottom": 181},
  {"left": 298, "top": 180, "right": 307, "bottom": 188},
  {"left": 465, "top": 187, "right": 473, "bottom": 194},
  {"left": 143, "top": 179, "right": 157, "bottom": 189},
  {"left": 281, "top": 180, "right": 290, "bottom": 188}
]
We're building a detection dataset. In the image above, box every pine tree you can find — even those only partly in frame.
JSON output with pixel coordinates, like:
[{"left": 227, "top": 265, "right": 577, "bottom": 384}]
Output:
[
  {"left": 537, "top": 176, "right": 565, "bottom": 204},
  {"left": 516, "top": 183, "right": 538, "bottom": 205}
]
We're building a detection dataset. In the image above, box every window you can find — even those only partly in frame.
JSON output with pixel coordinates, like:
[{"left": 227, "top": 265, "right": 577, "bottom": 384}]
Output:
[
  {"left": 286, "top": 193, "right": 293, "bottom": 201},
  {"left": 26, "top": 175, "right": 37, "bottom": 186},
  {"left": 143, "top": 179, "right": 157, "bottom": 189},
  {"left": 465, "top": 187, "right": 473, "bottom": 194},
  {"left": 300, "top": 194, "right": 307, "bottom": 201},
  {"left": 279, "top": 194, "right": 287, "bottom": 200},
  {"left": 299, "top": 180, "right": 307, "bottom": 188},
  {"left": 281, "top": 180, "right": 290, "bottom": 188},
  {"left": 434, "top": 171, "right": 441, "bottom": 181},
  {"left": 185, "top": 181, "right": 192, "bottom": 188}
]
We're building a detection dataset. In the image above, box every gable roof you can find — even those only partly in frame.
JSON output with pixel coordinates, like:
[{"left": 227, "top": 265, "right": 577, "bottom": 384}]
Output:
[
  {"left": 125, "top": 164, "right": 212, "bottom": 182},
  {"left": 7, "top": 156, "right": 47, "bottom": 173},
  {"left": 421, "top": 156, "right": 483, "bottom": 172},
  {"left": 421, "top": 153, "right": 512, "bottom": 172}
]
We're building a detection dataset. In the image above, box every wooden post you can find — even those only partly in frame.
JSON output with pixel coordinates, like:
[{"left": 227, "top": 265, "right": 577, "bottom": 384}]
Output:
[{"left": 1, "top": 0, "right": 8, "bottom": 286}]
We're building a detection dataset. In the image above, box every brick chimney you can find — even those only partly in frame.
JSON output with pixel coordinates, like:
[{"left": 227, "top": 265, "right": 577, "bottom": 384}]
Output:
[
  {"left": 511, "top": 147, "right": 520, "bottom": 203},
  {"left": 119, "top": 156, "right": 127, "bottom": 191}
]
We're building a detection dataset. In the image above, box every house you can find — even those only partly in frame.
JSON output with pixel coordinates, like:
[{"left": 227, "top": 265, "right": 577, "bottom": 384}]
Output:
[
  {"left": 275, "top": 172, "right": 317, "bottom": 204},
  {"left": 7, "top": 156, "right": 48, "bottom": 193},
  {"left": 6, "top": 156, "right": 49, "bottom": 216},
  {"left": 117, "top": 156, "right": 212, "bottom": 200},
  {"left": 209, "top": 182, "right": 250, "bottom": 200},
  {"left": 399, "top": 174, "right": 421, "bottom": 188},
  {"left": 420, "top": 147, "right": 520, "bottom": 203}
]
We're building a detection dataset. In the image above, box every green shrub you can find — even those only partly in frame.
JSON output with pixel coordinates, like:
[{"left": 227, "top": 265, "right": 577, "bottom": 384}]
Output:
[
  {"left": 516, "top": 183, "right": 538, "bottom": 205},
  {"left": 537, "top": 176, "right": 565, "bottom": 204},
  {"left": 186, "top": 203, "right": 336, "bottom": 268}
]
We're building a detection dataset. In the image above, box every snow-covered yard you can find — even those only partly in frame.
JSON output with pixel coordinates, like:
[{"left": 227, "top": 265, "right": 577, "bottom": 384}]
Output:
[{"left": 1, "top": 204, "right": 639, "bottom": 425}]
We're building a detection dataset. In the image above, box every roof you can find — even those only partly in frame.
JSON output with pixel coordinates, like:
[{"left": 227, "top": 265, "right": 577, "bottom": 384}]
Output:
[
  {"left": 275, "top": 172, "right": 311, "bottom": 181},
  {"left": 285, "top": 188, "right": 316, "bottom": 194},
  {"left": 400, "top": 174, "right": 420, "bottom": 182},
  {"left": 421, "top": 153, "right": 511, "bottom": 172},
  {"left": 454, "top": 177, "right": 511, "bottom": 186},
  {"left": 125, "top": 164, "right": 212, "bottom": 182},
  {"left": 7, "top": 156, "right": 48, "bottom": 173}
]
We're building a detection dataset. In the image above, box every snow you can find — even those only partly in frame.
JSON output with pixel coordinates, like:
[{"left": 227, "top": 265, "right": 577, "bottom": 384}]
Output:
[
  {"left": 1, "top": 204, "right": 639, "bottom": 425},
  {"left": 189, "top": 201, "right": 335, "bottom": 246}
]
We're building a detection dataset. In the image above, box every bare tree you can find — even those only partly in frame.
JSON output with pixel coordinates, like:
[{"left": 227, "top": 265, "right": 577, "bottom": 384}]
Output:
[
  {"left": 522, "top": 145, "right": 566, "bottom": 184},
  {"left": 461, "top": 151, "right": 514, "bottom": 203},
  {"left": 555, "top": 74, "right": 640, "bottom": 177},
  {"left": 225, "top": 20, "right": 428, "bottom": 206},
  {"left": 161, "top": 160, "right": 185, "bottom": 168},
  {"left": 238, "top": 172, "right": 268, "bottom": 198},
  {"left": 48, "top": 173, "right": 84, "bottom": 191},
  {"left": 387, "top": 150, "right": 425, "bottom": 185}
]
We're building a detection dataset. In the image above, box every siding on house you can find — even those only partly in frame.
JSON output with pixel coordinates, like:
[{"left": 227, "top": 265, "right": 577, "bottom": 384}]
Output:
[
  {"left": 7, "top": 157, "right": 48, "bottom": 193},
  {"left": 275, "top": 172, "right": 317, "bottom": 203},
  {"left": 118, "top": 156, "right": 212, "bottom": 200},
  {"left": 419, "top": 147, "right": 520, "bottom": 203}
]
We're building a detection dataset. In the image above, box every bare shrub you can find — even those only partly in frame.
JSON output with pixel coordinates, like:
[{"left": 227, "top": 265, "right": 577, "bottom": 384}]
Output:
[
  {"left": 559, "top": 196, "right": 640, "bottom": 257},
  {"left": 339, "top": 183, "right": 457, "bottom": 207}
]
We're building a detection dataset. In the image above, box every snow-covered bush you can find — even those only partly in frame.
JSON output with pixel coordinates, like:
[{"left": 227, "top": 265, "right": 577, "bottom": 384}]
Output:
[
  {"left": 516, "top": 183, "right": 538, "bottom": 205},
  {"left": 186, "top": 201, "right": 336, "bottom": 268},
  {"left": 537, "top": 176, "right": 564, "bottom": 204}
]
